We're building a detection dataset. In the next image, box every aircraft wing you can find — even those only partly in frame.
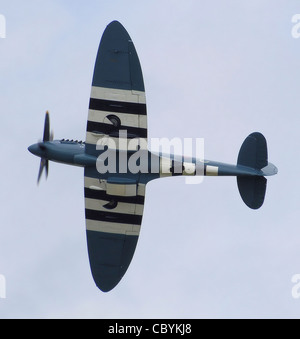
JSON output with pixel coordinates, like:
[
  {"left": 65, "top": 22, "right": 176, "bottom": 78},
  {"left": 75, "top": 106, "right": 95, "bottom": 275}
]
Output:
[
  {"left": 85, "top": 20, "right": 147, "bottom": 156},
  {"left": 84, "top": 21, "right": 147, "bottom": 292},
  {"left": 84, "top": 173, "right": 146, "bottom": 292}
]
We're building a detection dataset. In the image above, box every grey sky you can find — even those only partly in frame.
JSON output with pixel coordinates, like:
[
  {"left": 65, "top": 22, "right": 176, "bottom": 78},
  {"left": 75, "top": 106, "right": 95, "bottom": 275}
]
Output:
[{"left": 0, "top": 0, "right": 299, "bottom": 318}]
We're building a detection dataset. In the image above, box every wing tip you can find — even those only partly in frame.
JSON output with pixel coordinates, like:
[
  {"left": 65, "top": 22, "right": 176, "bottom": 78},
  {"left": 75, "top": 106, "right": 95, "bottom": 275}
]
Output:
[{"left": 86, "top": 230, "right": 139, "bottom": 292}]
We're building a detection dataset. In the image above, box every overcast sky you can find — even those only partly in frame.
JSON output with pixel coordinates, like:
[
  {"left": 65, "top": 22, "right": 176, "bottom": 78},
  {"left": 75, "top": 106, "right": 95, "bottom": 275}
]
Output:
[{"left": 0, "top": 0, "right": 300, "bottom": 319}]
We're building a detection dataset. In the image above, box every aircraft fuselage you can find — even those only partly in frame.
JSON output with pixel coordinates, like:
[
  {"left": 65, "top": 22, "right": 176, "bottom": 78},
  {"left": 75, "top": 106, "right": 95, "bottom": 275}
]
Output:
[{"left": 28, "top": 139, "right": 277, "bottom": 183}]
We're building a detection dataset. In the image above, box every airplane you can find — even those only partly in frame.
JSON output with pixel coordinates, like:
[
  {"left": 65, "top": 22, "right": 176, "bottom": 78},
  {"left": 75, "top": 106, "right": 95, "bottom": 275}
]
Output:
[{"left": 28, "top": 20, "right": 278, "bottom": 293}]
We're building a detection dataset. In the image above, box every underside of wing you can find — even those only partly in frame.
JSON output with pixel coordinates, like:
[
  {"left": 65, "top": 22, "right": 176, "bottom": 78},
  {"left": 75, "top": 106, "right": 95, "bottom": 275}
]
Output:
[
  {"left": 84, "top": 171, "right": 146, "bottom": 292},
  {"left": 86, "top": 20, "right": 147, "bottom": 156},
  {"left": 84, "top": 21, "right": 148, "bottom": 292}
]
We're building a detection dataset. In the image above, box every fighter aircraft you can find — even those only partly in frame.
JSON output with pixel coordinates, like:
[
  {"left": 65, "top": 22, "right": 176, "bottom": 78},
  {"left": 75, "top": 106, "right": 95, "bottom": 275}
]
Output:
[{"left": 28, "top": 21, "right": 278, "bottom": 292}]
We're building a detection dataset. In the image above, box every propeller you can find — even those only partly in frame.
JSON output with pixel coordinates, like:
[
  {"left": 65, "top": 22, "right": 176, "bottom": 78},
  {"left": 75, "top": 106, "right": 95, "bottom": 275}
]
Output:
[
  {"left": 37, "top": 111, "right": 53, "bottom": 184},
  {"left": 37, "top": 157, "right": 48, "bottom": 184}
]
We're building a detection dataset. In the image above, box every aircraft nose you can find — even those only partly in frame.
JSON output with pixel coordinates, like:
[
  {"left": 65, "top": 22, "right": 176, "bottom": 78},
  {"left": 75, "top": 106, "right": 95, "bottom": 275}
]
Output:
[
  {"left": 28, "top": 143, "right": 41, "bottom": 156},
  {"left": 28, "top": 144, "right": 35, "bottom": 154}
]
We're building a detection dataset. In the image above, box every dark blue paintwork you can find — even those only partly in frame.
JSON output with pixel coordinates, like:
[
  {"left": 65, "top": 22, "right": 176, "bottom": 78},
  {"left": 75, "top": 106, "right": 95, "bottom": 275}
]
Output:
[
  {"left": 28, "top": 140, "right": 95, "bottom": 167},
  {"left": 92, "top": 20, "right": 145, "bottom": 91},
  {"left": 86, "top": 230, "right": 139, "bottom": 293},
  {"left": 28, "top": 21, "right": 278, "bottom": 293}
]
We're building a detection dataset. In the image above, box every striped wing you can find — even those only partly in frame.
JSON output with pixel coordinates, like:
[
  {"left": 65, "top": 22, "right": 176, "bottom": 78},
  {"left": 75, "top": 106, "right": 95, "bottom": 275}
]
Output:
[
  {"left": 84, "top": 173, "right": 146, "bottom": 292},
  {"left": 84, "top": 21, "right": 147, "bottom": 292},
  {"left": 85, "top": 21, "right": 147, "bottom": 156}
]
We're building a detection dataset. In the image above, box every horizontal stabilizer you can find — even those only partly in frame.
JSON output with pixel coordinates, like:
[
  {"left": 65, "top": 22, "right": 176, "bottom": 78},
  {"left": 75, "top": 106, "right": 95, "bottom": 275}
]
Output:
[
  {"left": 237, "top": 132, "right": 268, "bottom": 170},
  {"left": 237, "top": 132, "right": 270, "bottom": 209},
  {"left": 237, "top": 176, "right": 267, "bottom": 209}
]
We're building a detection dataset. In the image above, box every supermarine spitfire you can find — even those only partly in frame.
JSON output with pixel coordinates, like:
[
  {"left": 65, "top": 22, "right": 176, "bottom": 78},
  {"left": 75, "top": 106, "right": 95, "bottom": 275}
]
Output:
[{"left": 28, "top": 21, "right": 278, "bottom": 292}]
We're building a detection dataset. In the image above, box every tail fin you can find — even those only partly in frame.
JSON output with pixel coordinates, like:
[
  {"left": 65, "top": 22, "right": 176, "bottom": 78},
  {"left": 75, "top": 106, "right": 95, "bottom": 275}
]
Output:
[{"left": 237, "top": 132, "right": 268, "bottom": 209}]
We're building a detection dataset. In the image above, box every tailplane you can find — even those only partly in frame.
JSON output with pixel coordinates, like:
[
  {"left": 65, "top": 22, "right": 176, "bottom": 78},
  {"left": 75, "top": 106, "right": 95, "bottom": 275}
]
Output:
[
  {"left": 237, "top": 132, "right": 276, "bottom": 209},
  {"left": 237, "top": 176, "right": 267, "bottom": 210}
]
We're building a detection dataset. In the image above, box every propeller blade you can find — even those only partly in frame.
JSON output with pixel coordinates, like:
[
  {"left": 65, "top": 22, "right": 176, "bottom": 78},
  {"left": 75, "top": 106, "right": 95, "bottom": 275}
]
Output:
[
  {"left": 37, "top": 158, "right": 49, "bottom": 184},
  {"left": 37, "top": 158, "right": 46, "bottom": 184},
  {"left": 43, "top": 111, "right": 50, "bottom": 142},
  {"left": 37, "top": 111, "right": 51, "bottom": 184},
  {"left": 45, "top": 159, "right": 49, "bottom": 178}
]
